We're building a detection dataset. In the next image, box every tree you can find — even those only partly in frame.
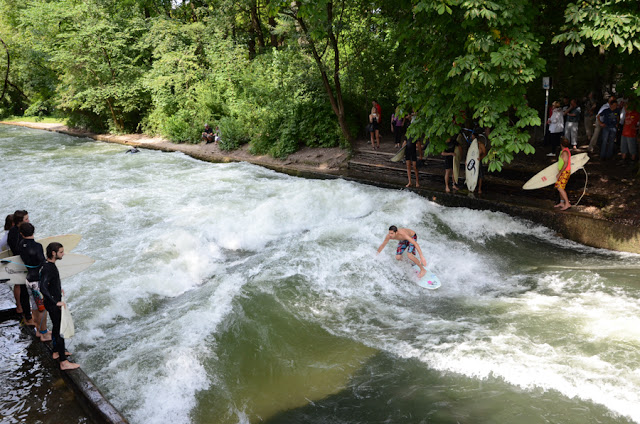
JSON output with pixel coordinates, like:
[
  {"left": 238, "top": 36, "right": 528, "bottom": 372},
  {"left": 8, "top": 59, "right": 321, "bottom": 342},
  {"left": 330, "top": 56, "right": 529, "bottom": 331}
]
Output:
[
  {"left": 394, "top": 0, "right": 545, "bottom": 171},
  {"left": 268, "top": 0, "right": 356, "bottom": 144}
]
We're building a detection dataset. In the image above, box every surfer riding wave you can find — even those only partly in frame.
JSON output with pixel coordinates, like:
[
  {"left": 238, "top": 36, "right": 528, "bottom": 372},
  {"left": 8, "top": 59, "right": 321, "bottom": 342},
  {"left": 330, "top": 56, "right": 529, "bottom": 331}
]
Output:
[{"left": 377, "top": 226, "right": 427, "bottom": 278}]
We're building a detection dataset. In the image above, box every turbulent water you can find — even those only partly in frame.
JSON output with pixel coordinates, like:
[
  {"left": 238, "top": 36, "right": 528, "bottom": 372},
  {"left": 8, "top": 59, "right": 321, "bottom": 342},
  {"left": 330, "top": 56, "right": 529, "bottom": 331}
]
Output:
[{"left": 1, "top": 125, "right": 639, "bottom": 424}]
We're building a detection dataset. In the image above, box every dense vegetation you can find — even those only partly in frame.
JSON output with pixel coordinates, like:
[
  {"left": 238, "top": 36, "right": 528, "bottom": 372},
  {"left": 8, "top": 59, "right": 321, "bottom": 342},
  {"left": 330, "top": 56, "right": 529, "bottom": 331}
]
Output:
[{"left": 0, "top": 0, "right": 638, "bottom": 168}]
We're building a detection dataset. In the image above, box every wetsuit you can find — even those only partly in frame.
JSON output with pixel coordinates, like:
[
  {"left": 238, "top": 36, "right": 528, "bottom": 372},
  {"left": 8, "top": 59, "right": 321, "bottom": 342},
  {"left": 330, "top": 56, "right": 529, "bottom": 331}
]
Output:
[
  {"left": 18, "top": 238, "right": 45, "bottom": 312},
  {"left": 8, "top": 227, "right": 32, "bottom": 320},
  {"left": 7, "top": 226, "right": 21, "bottom": 255},
  {"left": 40, "top": 261, "right": 67, "bottom": 362}
]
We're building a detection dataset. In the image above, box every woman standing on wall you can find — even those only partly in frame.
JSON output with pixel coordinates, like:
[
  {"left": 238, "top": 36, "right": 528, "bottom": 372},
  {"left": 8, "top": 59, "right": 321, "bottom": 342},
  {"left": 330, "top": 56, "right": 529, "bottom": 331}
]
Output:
[
  {"left": 369, "top": 107, "right": 381, "bottom": 150},
  {"left": 547, "top": 101, "right": 564, "bottom": 157},
  {"left": 391, "top": 108, "right": 405, "bottom": 148}
]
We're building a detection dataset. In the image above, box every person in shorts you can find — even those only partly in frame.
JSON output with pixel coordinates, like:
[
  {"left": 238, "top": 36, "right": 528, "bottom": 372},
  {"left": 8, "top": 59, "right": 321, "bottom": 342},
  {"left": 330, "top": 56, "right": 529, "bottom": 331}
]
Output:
[
  {"left": 554, "top": 137, "right": 572, "bottom": 211},
  {"left": 403, "top": 136, "right": 419, "bottom": 188},
  {"left": 621, "top": 105, "right": 639, "bottom": 162},
  {"left": 377, "top": 226, "right": 428, "bottom": 278},
  {"left": 441, "top": 136, "right": 458, "bottom": 192}
]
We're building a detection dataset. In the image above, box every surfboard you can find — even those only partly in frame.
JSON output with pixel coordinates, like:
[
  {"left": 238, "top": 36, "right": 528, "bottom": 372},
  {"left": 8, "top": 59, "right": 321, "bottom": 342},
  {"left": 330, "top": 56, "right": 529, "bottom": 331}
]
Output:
[
  {"left": 0, "top": 253, "right": 95, "bottom": 285},
  {"left": 412, "top": 265, "right": 442, "bottom": 290},
  {"left": 465, "top": 139, "right": 479, "bottom": 192},
  {"left": 0, "top": 234, "right": 82, "bottom": 259},
  {"left": 522, "top": 153, "right": 590, "bottom": 190},
  {"left": 453, "top": 145, "right": 462, "bottom": 185},
  {"left": 390, "top": 145, "right": 406, "bottom": 162}
]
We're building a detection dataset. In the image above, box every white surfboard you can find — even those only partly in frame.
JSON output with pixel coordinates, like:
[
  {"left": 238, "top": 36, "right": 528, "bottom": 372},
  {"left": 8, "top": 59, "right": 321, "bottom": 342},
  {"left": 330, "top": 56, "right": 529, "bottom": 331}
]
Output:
[
  {"left": 0, "top": 253, "right": 95, "bottom": 285},
  {"left": 453, "top": 145, "right": 462, "bottom": 185},
  {"left": 390, "top": 145, "right": 406, "bottom": 162},
  {"left": 0, "top": 234, "right": 82, "bottom": 259},
  {"left": 412, "top": 265, "right": 442, "bottom": 290},
  {"left": 522, "top": 153, "right": 590, "bottom": 190},
  {"left": 465, "top": 139, "right": 479, "bottom": 191}
]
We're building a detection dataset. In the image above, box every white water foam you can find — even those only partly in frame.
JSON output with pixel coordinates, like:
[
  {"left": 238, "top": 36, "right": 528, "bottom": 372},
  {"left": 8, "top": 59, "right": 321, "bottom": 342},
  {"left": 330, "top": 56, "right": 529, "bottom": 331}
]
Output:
[{"left": 2, "top": 127, "right": 639, "bottom": 423}]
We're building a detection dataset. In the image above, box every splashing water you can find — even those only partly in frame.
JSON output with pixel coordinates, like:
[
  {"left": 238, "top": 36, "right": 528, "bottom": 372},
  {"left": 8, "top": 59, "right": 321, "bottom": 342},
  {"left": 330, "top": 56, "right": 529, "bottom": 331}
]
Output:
[{"left": 1, "top": 125, "right": 639, "bottom": 424}]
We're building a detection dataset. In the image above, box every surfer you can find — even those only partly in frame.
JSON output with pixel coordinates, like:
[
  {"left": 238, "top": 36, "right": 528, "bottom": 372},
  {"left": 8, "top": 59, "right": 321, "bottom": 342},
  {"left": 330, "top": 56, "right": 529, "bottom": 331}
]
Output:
[
  {"left": 18, "top": 223, "right": 51, "bottom": 341},
  {"left": 40, "top": 242, "right": 80, "bottom": 370},
  {"left": 377, "top": 226, "right": 427, "bottom": 278},
  {"left": 7, "top": 210, "right": 35, "bottom": 326},
  {"left": 554, "top": 137, "right": 572, "bottom": 211}
]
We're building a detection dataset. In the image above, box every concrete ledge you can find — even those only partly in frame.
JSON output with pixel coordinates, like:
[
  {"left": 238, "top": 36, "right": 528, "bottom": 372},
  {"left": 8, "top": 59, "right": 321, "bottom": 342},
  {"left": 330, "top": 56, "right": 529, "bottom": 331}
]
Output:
[{"left": 0, "top": 303, "right": 128, "bottom": 424}]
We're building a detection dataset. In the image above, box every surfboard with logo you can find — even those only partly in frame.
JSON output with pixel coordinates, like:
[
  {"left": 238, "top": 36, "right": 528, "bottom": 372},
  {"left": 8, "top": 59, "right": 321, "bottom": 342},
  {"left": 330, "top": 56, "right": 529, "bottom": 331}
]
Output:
[
  {"left": 412, "top": 265, "right": 442, "bottom": 290},
  {"left": 0, "top": 253, "right": 95, "bottom": 285},
  {"left": 0, "top": 234, "right": 82, "bottom": 259},
  {"left": 522, "top": 153, "right": 590, "bottom": 190},
  {"left": 465, "top": 139, "right": 480, "bottom": 191}
]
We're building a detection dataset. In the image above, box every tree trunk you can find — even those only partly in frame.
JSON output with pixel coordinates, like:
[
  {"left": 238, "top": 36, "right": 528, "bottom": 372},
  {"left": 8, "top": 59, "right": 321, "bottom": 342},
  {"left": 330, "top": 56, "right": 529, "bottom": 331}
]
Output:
[
  {"left": 0, "top": 36, "right": 9, "bottom": 102},
  {"left": 294, "top": 5, "right": 353, "bottom": 145},
  {"left": 250, "top": 1, "right": 265, "bottom": 49}
]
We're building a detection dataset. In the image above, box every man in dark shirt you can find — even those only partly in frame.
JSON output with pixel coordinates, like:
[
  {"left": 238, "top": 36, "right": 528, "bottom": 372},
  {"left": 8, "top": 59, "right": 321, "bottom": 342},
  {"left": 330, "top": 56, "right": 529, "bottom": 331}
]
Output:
[
  {"left": 18, "top": 222, "right": 51, "bottom": 341},
  {"left": 7, "top": 210, "right": 34, "bottom": 325},
  {"left": 40, "top": 242, "right": 80, "bottom": 370},
  {"left": 599, "top": 100, "right": 619, "bottom": 160},
  {"left": 201, "top": 123, "right": 215, "bottom": 143}
]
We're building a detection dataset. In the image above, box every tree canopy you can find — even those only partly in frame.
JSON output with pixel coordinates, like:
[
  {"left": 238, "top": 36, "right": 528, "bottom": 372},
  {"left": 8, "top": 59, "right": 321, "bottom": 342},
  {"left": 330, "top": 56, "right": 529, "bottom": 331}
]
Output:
[{"left": 0, "top": 0, "right": 638, "bottom": 168}]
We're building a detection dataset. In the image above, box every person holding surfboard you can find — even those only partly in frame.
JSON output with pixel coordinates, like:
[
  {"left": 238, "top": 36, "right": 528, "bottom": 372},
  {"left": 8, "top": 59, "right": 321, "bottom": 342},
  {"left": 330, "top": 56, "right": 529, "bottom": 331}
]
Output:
[
  {"left": 40, "top": 242, "right": 80, "bottom": 370},
  {"left": 554, "top": 137, "right": 572, "bottom": 211},
  {"left": 7, "top": 210, "right": 35, "bottom": 326},
  {"left": 18, "top": 222, "right": 51, "bottom": 342},
  {"left": 377, "top": 226, "right": 427, "bottom": 278}
]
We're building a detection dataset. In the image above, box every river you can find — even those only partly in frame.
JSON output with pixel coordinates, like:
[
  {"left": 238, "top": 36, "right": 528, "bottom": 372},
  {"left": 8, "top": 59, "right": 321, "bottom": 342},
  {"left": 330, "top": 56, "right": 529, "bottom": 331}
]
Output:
[{"left": 1, "top": 124, "right": 639, "bottom": 424}]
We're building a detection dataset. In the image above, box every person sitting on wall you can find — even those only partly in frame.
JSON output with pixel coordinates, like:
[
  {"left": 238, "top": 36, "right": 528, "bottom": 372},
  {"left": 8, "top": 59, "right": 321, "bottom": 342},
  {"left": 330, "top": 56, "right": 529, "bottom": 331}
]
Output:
[{"left": 202, "top": 124, "right": 215, "bottom": 144}]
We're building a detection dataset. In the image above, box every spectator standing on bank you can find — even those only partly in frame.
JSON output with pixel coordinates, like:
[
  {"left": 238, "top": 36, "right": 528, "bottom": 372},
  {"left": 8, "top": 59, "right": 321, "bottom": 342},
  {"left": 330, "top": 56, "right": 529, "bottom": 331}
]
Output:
[
  {"left": 599, "top": 100, "right": 619, "bottom": 160},
  {"left": 547, "top": 101, "right": 565, "bottom": 157},
  {"left": 589, "top": 95, "right": 616, "bottom": 153},
  {"left": 391, "top": 108, "right": 405, "bottom": 148},
  {"left": 372, "top": 100, "right": 382, "bottom": 121},
  {"left": 442, "top": 136, "right": 458, "bottom": 192},
  {"left": 403, "top": 134, "right": 420, "bottom": 188},
  {"left": 369, "top": 107, "right": 381, "bottom": 150},
  {"left": 564, "top": 99, "right": 581, "bottom": 149},
  {"left": 621, "top": 101, "right": 639, "bottom": 162}
]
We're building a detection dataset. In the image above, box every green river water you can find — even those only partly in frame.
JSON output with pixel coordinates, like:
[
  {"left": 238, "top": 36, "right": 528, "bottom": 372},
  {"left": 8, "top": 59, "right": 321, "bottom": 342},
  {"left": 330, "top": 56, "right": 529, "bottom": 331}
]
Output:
[{"left": 0, "top": 125, "right": 639, "bottom": 424}]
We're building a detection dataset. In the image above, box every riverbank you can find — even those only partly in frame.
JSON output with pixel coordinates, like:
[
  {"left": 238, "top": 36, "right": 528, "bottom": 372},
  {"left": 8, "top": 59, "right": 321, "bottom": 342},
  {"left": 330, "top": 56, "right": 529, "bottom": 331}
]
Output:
[{"left": 2, "top": 120, "right": 638, "bottom": 254}]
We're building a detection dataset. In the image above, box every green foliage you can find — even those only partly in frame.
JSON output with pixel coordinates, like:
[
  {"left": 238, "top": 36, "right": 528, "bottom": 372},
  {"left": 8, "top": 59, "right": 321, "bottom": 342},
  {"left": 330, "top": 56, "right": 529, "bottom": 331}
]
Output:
[
  {"left": 218, "top": 116, "right": 251, "bottom": 151},
  {"left": 2, "top": 0, "right": 638, "bottom": 165},
  {"left": 397, "top": 0, "right": 544, "bottom": 171}
]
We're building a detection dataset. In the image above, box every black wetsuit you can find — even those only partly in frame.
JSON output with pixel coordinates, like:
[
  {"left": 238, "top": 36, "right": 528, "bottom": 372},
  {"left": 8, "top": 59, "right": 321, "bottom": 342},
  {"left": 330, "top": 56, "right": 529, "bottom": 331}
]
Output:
[
  {"left": 8, "top": 227, "right": 32, "bottom": 320},
  {"left": 18, "top": 238, "right": 45, "bottom": 282},
  {"left": 7, "top": 226, "right": 21, "bottom": 255},
  {"left": 40, "top": 261, "right": 67, "bottom": 362},
  {"left": 19, "top": 238, "right": 45, "bottom": 317}
]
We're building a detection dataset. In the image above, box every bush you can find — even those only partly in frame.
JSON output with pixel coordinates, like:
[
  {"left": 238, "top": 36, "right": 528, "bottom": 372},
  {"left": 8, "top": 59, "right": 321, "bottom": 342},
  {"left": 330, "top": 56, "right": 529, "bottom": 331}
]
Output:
[
  {"left": 161, "top": 110, "right": 201, "bottom": 143},
  {"left": 217, "top": 116, "right": 250, "bottom": 150}
]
